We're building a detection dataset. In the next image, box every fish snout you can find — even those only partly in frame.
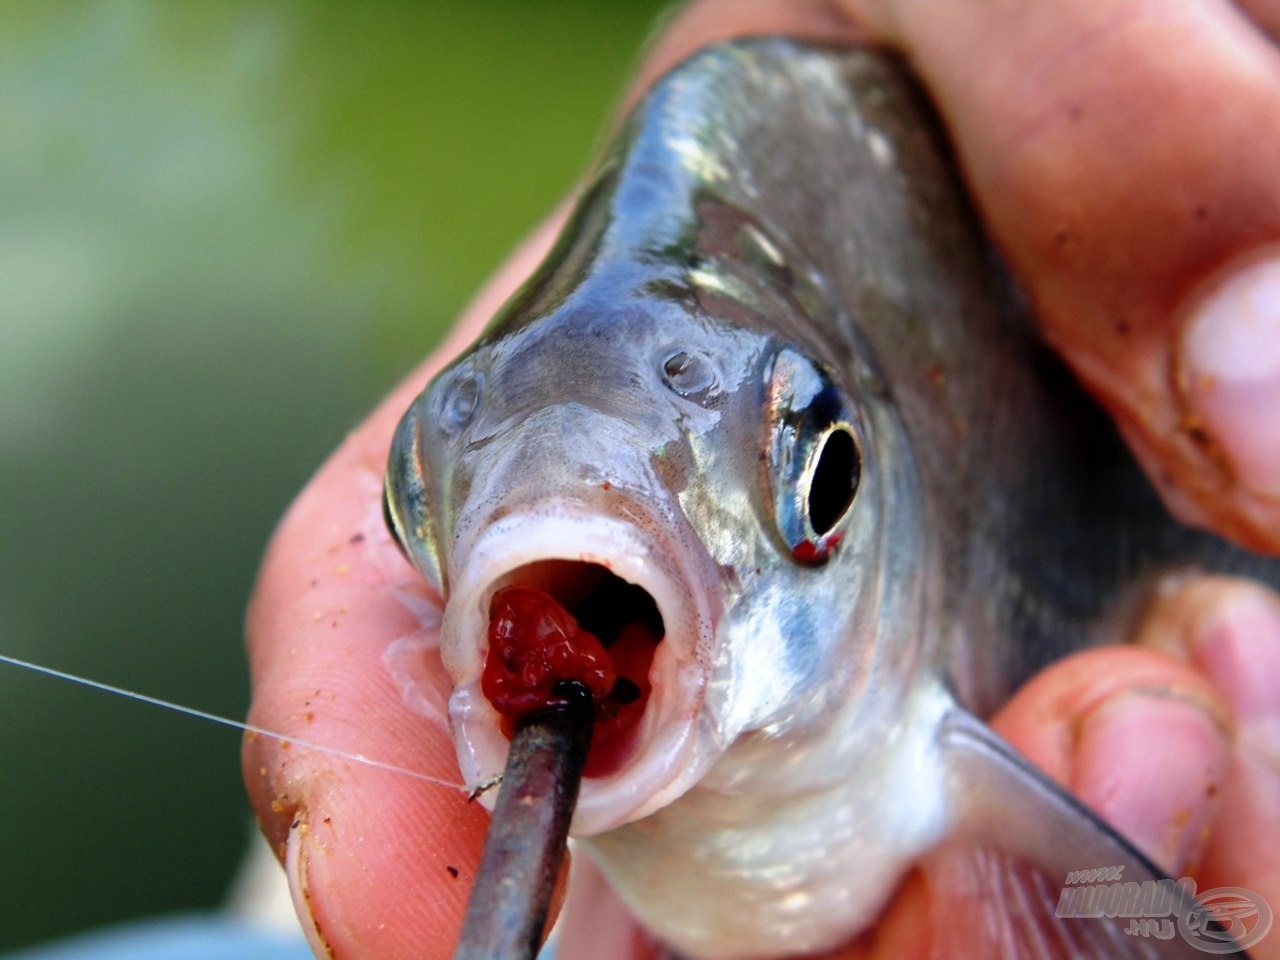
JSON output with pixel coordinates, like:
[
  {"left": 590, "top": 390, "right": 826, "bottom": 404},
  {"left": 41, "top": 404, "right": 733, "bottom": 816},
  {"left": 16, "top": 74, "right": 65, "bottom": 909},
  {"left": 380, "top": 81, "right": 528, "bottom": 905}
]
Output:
[
  {"left": 440, "top": 493, "right": 724, "bottom": 836},
  {"left": 442, "top": 399, "right": 689, "bottom": 565},
  {"left": 388, "top": 371, "right": 730, "bottom": 833},
  {"left": 384, "top": 379, "right": 646, "bottom": 596}
]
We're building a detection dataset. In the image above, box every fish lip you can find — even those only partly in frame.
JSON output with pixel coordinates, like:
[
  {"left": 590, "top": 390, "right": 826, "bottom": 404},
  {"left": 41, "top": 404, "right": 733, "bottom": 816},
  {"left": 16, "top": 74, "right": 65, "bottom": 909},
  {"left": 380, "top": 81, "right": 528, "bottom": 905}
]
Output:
[{"left": 440, "top": 497, "right": 720, "bottom": 835}]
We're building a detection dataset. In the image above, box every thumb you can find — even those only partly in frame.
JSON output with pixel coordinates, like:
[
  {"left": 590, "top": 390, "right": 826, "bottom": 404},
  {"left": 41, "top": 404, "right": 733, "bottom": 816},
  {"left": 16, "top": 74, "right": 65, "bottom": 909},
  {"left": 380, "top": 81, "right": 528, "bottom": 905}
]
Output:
[{"left": 850, "top": 0, "right": 1280, "bottom": 550}]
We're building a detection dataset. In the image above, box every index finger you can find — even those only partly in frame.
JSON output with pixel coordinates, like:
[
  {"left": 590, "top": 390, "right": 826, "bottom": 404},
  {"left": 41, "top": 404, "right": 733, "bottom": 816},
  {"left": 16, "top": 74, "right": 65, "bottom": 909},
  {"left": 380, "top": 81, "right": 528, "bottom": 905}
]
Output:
[{"left": 852, "top": 0, "right": 1280, "bottom": 549}]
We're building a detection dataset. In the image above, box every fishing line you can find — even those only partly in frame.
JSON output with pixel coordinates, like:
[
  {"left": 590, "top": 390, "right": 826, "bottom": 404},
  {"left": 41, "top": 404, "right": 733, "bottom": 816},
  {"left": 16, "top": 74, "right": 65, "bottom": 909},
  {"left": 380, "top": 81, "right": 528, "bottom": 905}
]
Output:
[{"left": 0, "top": 653, "right": 468, "bottom": 793}]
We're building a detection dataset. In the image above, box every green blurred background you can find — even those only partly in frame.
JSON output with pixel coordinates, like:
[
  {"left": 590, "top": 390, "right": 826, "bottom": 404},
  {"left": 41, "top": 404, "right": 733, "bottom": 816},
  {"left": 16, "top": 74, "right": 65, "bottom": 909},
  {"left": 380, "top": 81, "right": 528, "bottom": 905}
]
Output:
[{"left": 0, "top": 0, "right": 666, "bottom": 949}]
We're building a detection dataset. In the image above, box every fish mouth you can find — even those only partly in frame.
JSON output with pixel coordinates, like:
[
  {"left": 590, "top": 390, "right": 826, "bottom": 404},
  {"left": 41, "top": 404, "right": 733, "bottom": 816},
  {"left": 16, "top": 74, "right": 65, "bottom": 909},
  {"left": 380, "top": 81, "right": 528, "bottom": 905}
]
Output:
[{"left": 440, "top": 500, "right": 718, "bottom": 835}]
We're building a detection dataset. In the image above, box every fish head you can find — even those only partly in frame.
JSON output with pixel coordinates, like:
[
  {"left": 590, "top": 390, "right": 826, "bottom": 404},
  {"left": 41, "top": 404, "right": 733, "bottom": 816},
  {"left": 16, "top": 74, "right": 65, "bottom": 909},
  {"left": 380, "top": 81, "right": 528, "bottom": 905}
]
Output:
[
  {"left": 385, "top": 244, "right": 932, "bottom": 835},
  {"left": 383, "top": 47, "right": 939, "bottom": 830}
]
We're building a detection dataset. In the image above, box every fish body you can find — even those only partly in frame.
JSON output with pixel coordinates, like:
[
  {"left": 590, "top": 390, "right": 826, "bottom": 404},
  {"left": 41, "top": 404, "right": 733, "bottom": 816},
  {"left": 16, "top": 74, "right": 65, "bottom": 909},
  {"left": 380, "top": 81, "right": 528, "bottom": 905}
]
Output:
[{"left": 385, "top": 40, "right": 1275, "bottom": 958}]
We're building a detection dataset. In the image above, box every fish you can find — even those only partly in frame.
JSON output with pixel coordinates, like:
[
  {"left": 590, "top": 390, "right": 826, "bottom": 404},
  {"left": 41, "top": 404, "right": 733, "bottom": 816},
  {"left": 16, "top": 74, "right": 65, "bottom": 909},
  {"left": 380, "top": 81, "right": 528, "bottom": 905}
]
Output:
[{"left": 382, "top": 38, "right": 1277, "bottom": 959}]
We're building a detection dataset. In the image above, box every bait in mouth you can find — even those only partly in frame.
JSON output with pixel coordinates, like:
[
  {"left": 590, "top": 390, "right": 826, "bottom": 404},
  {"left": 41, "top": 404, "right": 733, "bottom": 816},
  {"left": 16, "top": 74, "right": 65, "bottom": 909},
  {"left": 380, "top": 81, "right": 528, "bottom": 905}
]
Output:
[
  {"left": 483, "top": 585, "right": 656, "bottom": 776},
  {"left": 385, "top": 38, "right": 1278, "bottom": 959}
]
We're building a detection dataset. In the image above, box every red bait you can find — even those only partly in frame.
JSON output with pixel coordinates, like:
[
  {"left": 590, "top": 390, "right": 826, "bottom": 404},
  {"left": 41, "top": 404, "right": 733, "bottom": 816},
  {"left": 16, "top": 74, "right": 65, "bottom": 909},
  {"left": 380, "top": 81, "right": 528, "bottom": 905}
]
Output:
[{"left": 483, "top": 585, "right": 654, "bottom": 775}]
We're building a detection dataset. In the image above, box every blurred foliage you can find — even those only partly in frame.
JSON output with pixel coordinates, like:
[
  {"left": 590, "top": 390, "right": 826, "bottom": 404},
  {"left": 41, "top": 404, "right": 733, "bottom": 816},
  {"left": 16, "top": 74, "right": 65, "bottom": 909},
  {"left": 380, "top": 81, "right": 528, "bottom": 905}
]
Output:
[{"left": 0, "top": 0, "right": 664, "bottom": 949}]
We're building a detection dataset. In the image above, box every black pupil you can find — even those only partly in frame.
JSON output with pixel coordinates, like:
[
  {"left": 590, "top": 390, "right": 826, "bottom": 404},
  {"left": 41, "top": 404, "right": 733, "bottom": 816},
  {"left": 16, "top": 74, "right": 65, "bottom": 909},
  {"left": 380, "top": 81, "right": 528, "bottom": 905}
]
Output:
[{"left": 807, "top": 428, "right": 859, "bottom": 536}]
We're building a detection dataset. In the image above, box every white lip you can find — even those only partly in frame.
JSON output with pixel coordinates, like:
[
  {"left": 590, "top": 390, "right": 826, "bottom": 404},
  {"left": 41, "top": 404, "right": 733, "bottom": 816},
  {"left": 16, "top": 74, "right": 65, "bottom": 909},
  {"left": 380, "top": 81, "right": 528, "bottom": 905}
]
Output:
[{"left": 440, "top": 499, "right": 721, "bottom": 835}]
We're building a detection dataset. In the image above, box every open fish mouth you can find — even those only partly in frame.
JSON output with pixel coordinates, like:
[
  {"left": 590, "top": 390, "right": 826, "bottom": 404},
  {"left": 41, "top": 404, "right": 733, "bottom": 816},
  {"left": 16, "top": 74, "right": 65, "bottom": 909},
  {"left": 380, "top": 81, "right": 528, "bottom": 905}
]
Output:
[{"left": 440, "top": 499, "right": 719, "bottom": 835}]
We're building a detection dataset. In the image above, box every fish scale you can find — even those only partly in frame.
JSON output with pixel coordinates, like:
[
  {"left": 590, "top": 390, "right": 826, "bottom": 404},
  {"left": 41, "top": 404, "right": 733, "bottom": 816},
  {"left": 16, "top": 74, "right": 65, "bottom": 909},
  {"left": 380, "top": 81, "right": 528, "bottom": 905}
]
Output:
[{"left": 385, "top": 39, "right": 1275, "bottom": 960}]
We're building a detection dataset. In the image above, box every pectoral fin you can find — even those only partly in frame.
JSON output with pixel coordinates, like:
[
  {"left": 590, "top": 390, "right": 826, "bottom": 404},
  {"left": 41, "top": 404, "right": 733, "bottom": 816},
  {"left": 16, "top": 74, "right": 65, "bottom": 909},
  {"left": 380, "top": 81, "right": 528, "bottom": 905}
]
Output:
[{"left": 923, "top": 708, "right": 1245, "bottom": 959}]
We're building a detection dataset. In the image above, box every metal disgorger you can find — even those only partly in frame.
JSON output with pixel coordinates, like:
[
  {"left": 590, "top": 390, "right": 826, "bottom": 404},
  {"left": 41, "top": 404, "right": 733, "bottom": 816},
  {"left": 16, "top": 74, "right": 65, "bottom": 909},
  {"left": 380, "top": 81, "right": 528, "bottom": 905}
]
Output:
[{"left": 453, "top": 682, "right": 594, "bottom": 960}]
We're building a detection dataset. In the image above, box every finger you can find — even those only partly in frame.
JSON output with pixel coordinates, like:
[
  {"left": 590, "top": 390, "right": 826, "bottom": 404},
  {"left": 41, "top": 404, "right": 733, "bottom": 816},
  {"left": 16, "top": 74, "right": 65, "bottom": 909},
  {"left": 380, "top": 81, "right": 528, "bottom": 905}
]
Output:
[
  {"left": 824, "top": 645, "right": 1233, "bottom": 960},
  {"left": 845, "top": 0, "right": 1280, "bottom": 550},
  {"left": 1235, "top": 0, "right": 1280, "bottom": 39},
  {"left": 627, "top": 0, "right": 868, "bottom": 103},
  {"left": 1131, "top": 575, "right": 1280, "bottom": 956},
  {"left": 243, "top": 213, "right": 572, "bottom": 960},
  {"left": 554, "top": 856, "right": 662, "bottom": 960},
  {"left": 990, "top": 645, "right": 1232, "bottom": 876},
  {"left": 243, "top": 442, "right": 480, "bottom": 959}
]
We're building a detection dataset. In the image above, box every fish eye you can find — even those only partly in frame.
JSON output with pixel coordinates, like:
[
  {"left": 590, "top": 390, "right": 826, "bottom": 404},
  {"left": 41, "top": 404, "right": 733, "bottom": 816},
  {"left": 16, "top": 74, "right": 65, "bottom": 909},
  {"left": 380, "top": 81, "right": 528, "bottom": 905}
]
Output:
[{"left": 765, "top": 347, "right": 863, "bottom": 565}]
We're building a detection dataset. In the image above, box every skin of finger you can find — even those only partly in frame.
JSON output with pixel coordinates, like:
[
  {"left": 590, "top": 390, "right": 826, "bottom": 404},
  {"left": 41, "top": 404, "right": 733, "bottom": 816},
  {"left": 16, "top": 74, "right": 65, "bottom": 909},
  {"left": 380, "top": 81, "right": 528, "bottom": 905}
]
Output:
[
  {"left": 243, "top": 451, "right": 482, "bottom": 959},
  {"left": 816, "top": 647, "right": 1230, "bottom": 960},
  {"left": 845, "top": 0, "right": 1280, "bottom": 550},
  {"left": 1234, "top": 0, "right": 1280, "bottom": 38},
  {"left": 1130, "top": 575, "right": 1280, "bottom": 960},
  {"left": 987, "top": 646, "right": 1230, "bottom": 804}
]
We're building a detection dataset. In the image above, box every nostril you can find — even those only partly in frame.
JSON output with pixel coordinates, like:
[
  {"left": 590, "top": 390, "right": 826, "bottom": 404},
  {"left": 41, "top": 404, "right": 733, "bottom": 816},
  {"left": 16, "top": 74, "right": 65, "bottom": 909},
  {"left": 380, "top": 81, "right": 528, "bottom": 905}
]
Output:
[{"left": 440, "top": 367, "right": 484, "bottom": 435}]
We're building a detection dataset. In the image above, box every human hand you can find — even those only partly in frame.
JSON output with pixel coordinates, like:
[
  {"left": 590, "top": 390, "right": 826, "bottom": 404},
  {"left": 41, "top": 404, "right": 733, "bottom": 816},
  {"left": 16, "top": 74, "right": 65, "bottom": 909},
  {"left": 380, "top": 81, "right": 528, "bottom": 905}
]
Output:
[{"left": 244, "top": 2, "right": 1280, "bottom": 957}]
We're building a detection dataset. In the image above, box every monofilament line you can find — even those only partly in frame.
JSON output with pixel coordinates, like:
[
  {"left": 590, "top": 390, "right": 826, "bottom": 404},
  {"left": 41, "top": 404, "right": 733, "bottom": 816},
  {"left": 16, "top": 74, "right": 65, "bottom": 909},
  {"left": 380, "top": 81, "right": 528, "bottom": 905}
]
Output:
[{"left": 0, "top": 653, "right": 467, "bottom": 793}]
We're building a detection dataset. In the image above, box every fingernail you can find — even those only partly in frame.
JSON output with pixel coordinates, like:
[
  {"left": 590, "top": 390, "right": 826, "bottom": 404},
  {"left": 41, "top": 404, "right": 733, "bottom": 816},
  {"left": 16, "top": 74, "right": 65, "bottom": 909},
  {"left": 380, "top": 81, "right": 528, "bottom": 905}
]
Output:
[
  {"left": 1182, "top": 252, "right": 1280, "bottom": 495},
  {"left": 1075, "top": 691, "right": 1228, "bottom": 874},
  {"left": 285, "top": 814, "right": 336, "bottom": 960},
  {"left": 1189, "top": 587, "right": 1280, "bottom": 752}
]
